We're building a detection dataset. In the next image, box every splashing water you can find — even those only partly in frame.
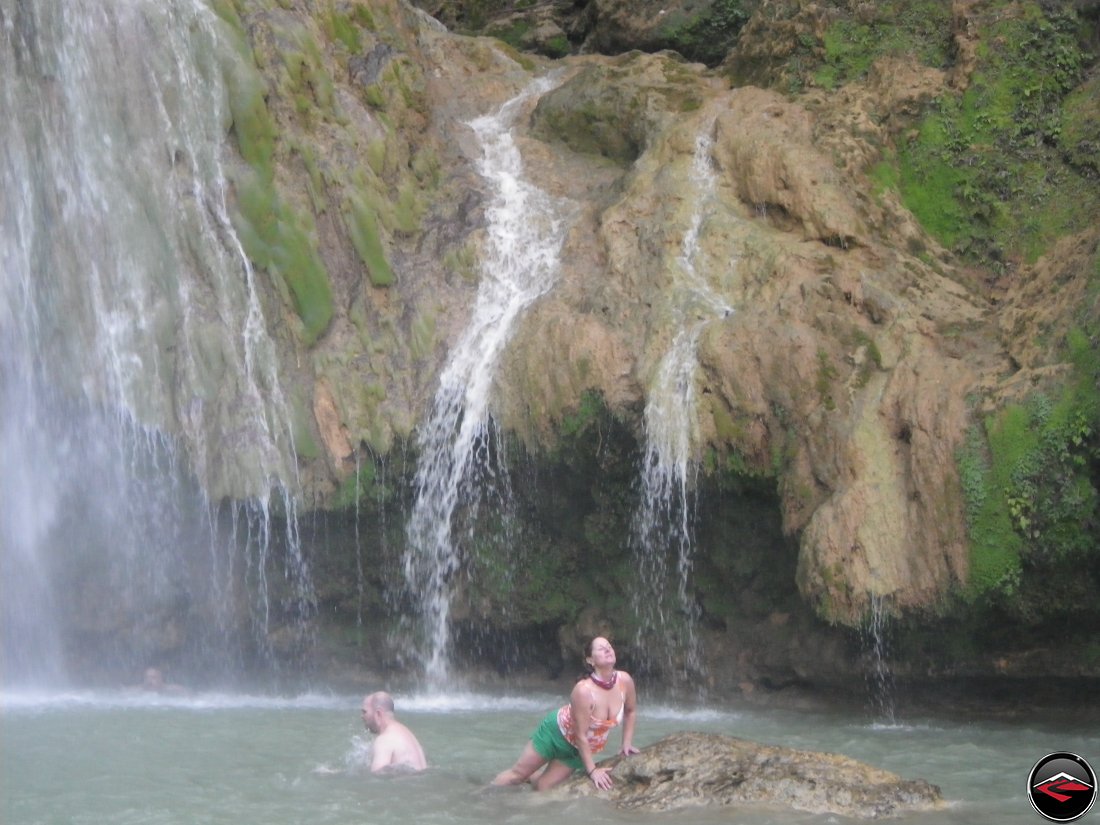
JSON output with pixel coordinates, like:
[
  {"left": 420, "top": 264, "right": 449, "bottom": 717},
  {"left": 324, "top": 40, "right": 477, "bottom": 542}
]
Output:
[
  {"left": 403, "top": 76, "right": 569, "bottom": 685},
  {"left": 631, "top": 123, "right": 734, "bottom": 682},
  {"left": 0, "top": 0, "right": 312, "bottom": 686}
]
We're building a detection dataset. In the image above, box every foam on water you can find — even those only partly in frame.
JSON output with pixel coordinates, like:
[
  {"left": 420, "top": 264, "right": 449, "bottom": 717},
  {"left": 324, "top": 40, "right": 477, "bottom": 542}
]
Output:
[{"left": 0, "top": 687, "right": 751, "bottom": 725}]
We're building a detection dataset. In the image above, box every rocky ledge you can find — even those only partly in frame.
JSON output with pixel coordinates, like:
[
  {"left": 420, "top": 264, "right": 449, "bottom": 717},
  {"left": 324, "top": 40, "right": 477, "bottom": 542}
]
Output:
[{"left": 550, "top": 731, "right": 944, "bottom": 818}]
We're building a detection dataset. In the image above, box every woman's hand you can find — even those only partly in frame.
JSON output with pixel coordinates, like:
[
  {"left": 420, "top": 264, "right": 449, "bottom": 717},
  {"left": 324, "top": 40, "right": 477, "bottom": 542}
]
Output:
[
  {"left": 588, "top": 765, "right": 613, "bottom": 790},
  {"left": 619, "top": 745, "right": 640, "bottom": 756}
]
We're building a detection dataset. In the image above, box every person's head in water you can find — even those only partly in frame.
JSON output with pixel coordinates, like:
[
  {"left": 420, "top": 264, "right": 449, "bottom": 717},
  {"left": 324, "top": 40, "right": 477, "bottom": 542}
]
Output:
[
  {"left": 142, "top": 667, "right": 165, "bottom": 691},
  {"left": 361, "top": 691, "right": 396, "bottom": 734},
  {"left": 359, "top": 691, "right": 428, "bottom": 772}
]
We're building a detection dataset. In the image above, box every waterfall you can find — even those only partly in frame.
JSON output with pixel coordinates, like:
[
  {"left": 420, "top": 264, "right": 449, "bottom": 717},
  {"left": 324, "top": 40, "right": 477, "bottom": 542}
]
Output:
[
  {"left": 631, "top": 124, "right": 733, "bottom": 681},
  {"left": 862, "top": 595, "right": 898, "bottom": 724},
  {"left": 0, "top": 0, "right": 310, "bottom": 687},
  {"left": 403, "top": 76, "right": 568, "bottom": 685}
]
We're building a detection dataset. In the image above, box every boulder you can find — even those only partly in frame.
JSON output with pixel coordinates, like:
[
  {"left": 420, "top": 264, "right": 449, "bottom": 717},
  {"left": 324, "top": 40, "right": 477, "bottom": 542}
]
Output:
[{"left": 549, "top": 731, "right": 944, "bottom": 818}]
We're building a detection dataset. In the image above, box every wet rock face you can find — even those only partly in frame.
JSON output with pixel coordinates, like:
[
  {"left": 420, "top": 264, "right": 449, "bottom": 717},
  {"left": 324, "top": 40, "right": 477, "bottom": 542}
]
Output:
[
  {"left": 497, "top": 48, "right": 1002, "bottom": 624},
  {"left": 407, "top": 0, "right": 752, "bottom": 64},
  {"left": 223, "top": 0, "right": 1097, "bottom": 663},
  {"left": 551, "top": 731, "right": 944, "bottom": 818}
]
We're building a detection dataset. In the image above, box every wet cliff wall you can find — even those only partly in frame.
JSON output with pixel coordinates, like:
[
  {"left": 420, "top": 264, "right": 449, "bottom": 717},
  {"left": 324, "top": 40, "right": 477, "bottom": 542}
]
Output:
[{"left": 80, "top": 0, "right": 1100, "bottom": 696}]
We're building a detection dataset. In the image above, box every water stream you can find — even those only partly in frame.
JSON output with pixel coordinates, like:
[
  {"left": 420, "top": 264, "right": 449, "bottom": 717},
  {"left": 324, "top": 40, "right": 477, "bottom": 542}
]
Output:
[
  {"left": 862, "top": 595, "right": 898, "bottom": 725},
  {"left": 630, "top": 123, "right": 734, "bottom": 681},
  {"left": 403, "top": 76, "right": 568, "bottom": 684},
  {"left": 0, "top": 0, "right": 310, "bottom": 686}
]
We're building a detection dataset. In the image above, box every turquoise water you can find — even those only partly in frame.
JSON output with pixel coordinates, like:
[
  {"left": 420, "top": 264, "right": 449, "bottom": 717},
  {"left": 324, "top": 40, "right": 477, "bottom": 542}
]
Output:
[{"left": 2, "top": 689, "right": 1096, "bottom": 824}]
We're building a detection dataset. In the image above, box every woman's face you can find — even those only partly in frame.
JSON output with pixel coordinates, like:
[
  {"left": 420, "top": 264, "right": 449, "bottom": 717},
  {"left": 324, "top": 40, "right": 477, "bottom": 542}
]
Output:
[{"left": 587, "top": 637, "right": 616, "bottom": 670}]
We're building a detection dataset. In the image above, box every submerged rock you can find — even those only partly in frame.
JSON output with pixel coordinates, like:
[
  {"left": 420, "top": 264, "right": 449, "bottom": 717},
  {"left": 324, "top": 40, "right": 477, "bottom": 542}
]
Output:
[{"left": 550, "top": 731, "right": 944, "bottom": 818}]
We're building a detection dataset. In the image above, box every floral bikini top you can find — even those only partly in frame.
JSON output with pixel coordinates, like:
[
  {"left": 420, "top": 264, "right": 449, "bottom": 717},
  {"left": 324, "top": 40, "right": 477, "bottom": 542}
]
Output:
[{"left": 556, "top": 674, "right": 625, "bottom": 754}]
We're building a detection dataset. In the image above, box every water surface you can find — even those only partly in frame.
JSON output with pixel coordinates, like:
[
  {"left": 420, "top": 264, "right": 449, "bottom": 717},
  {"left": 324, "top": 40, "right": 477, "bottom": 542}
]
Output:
[{"left": 4, "top": 689, "right": 1095, "bottom": 825}]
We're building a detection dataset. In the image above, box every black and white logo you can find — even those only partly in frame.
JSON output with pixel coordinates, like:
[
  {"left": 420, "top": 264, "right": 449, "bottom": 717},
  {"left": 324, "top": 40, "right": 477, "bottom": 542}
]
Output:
[{"left": 1028, "top": 752, "right": 1096, "bottom": 822}]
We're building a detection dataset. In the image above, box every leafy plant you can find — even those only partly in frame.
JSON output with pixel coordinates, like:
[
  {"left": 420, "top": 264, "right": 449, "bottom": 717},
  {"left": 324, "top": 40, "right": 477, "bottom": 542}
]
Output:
[
  {"left": 661, "top": 0, "right": 753, "bottom": 67},
  {"left": 958, "top": 328, "right": 1100, "bottom": 614},
  {"left": 894, "top": 2, "right": 1096, "bottom": 266}
]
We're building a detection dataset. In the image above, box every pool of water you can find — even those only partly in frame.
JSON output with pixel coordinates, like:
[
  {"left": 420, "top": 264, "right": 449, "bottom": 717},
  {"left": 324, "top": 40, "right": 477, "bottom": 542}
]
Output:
[{"left": 2, "top": 688, "right": 1096, "bottom": 824}]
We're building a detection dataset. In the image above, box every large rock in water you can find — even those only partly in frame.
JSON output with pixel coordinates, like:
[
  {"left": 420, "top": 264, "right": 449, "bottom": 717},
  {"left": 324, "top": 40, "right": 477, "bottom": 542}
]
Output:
[{"left": 549, "top": 732, "right": 944, "bottom": 818}]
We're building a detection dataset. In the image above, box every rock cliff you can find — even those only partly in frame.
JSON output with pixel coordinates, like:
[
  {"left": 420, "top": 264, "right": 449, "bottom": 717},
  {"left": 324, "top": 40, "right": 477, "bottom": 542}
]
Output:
[{"left": 204, "top": 0, "right": 1099, "bottom": 690}]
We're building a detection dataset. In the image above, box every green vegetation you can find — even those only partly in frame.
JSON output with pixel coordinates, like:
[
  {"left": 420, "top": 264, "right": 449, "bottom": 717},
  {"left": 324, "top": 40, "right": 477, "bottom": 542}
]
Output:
[
  {"left": 762, "top": 2, "right": 1097, "bottom": 269},
  {"left": 758, "top": 0, "right": 952, "bottom": 94},
  {"left": 959, "top": 323, "right": 1100, "bottom": 618},
  {"left": 812, "top": 1, "right": 953, "bottom": 89},
  {"left": 324, "top": 5, "right": 377, "bottom": 52},
  {"left": 815, "top": 349, "right": 838, "bottom": 411},
  {"left": 442, "top": 241, "right": 479, "bottom": 283},
  {"left": 333, "top": 459, "right": 379, "bottom": 510},
  {"left": 288, "top": 389, "right": 322, "bottom": 461},
  {"left": 893, "top": 3, "right": 1096, "bottom": 266},
  {"left": 277, "top": 27, "right": 336, "bottom": 121},
  {"left": 345, "top": 193, "right": 396, "bottom": 287},
  {"left": 487, "top": 19, "right": 531, "bottom": 51},
  {"left": 213, "top": 7, "right": 334, "bottom": 345},
  {"left": 207, "top": 0, "right": 245, "bottom": 34},
  {"left": 659, "top": 0, "right": 752, "bottom": 67},
  {"left": 543, "top": 35, "right": 570, "bottom": 59},
  {"left": 558, "top": 389, "right": 607, "bottom": 440},
  {"left": 1058, "top": 73, "right": 1100, "bottom": 176},
  {"left": 409, "top": 311, "right": 436, "bottom": 361},
  {"left": 850, "top": 329, "right": 882, "bottom": 389},
  {"left": 233, "top": 167, "right": 334, "bottom": 344}
]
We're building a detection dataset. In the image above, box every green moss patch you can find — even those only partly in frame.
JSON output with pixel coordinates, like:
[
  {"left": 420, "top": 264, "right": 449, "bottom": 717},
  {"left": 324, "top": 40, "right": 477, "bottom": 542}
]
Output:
[
  {"left": 892, "top": 3, "right": 1097, "bottom": 266},
  {"left": 813, "top": 1, "right": 952, "bottom": 90},
  {"left": 215, "top": 15, "right": 334, "bottom": 345},
  {"left": 345, "top": 193, "right": 396, "bottom": 287},
  {"left": 959, "top": 327, "right": 1100, "bottom": 613},
  {"left": 1059, "top": 73, "right": 1100, "bottom": 176},
  {"left": 657, "top": 0, "right": 752, "bottom": 67},
  {"left": 234, "top": 168, "right": 334, "bottom": 344}
]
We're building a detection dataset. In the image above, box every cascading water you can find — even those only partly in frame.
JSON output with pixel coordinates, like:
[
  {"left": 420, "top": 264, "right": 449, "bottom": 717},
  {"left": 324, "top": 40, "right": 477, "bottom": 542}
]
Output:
[
  {"left": 631, "top": 123, "right": 734, "bottom": 682},
  {"left": 862, "top": 595, "right": 898, "bottom": 724},
  {"left": 0, "top": 0, "right": 311, "bottom": 687},
  {"left": 403, "top": 76, "right": 568, "bottom": 685}
]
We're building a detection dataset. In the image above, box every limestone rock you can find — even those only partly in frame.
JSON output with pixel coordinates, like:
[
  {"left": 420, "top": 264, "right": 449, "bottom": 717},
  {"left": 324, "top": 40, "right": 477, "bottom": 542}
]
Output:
[
  {"left": 551, "top": 731, "right": 944, "bottom": 818},
  {"left": 496, "top": 46, "right": 1005, "bottom": 622},
  {"left": 713, "top": 86, "right": 868, "bottom": 246},
  {"left": 223, "top": 0, "right": 1080, "bottom": 635}
]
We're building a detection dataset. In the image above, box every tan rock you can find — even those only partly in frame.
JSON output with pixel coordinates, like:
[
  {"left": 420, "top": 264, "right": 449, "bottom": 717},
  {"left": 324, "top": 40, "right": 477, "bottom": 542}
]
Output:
[
  {"left": 550, "top": 731, "right": 944, "bottom": 818},
  {"left": 313, "top": 380, "right": 353, "bottom": 466}
]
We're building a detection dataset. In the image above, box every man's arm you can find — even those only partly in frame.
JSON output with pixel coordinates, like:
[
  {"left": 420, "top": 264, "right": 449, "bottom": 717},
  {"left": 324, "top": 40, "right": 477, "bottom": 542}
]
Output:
[{"left": 370, "top": 733, "right": 396, "bottom": 773}]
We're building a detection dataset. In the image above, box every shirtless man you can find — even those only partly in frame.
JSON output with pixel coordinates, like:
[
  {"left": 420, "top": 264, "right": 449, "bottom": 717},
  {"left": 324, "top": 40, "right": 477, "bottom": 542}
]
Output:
[{"left": 361, "top": 691, "right": 428, "bottom": 773}]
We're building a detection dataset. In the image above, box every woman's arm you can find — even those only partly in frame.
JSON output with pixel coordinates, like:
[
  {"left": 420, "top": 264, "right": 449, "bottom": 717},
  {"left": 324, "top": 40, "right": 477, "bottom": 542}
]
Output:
[
  {"left": 569, "top": 683, "right": 612, "bottom": 789},
  {"left": 619, "top": 672, "right": 639, "bottom": 755}
]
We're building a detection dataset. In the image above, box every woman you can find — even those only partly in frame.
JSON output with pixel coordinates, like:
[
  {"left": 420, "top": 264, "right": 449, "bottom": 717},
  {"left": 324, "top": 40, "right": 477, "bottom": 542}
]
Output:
[{"left": 492, "top": 636, "right": 639, "bottom": 791}]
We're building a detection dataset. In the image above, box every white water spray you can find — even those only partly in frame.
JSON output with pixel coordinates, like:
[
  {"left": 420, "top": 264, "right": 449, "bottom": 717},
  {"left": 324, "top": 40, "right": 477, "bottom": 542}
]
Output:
[
  {"left": 404, "top": 76, "right": 569, "bottom": 684},
  {"left": 862, "top": 595, "right": 898, "bottom": 724},
  {"left": 631, "top": 124, "right": 734, "bottom": 680},
  {"left": 0, "top": 0, "right": 311, "bottom": 685}
]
